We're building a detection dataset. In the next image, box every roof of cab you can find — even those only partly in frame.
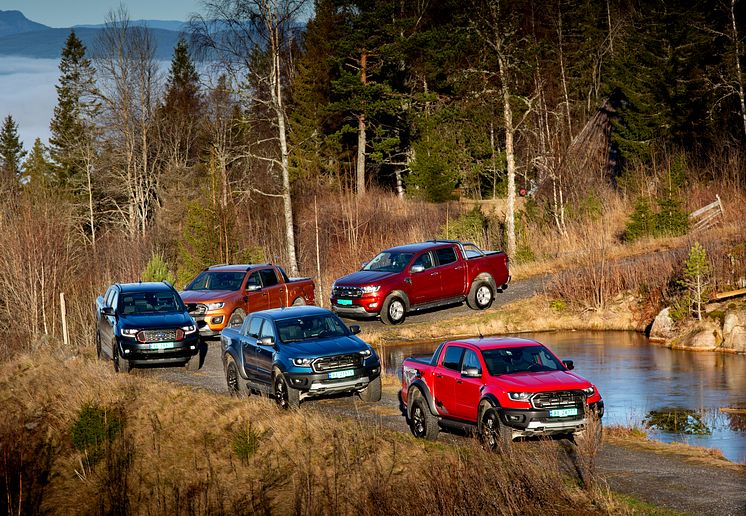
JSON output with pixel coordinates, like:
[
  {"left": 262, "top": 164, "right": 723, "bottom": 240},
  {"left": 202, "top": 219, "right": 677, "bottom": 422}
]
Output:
[
  {"left": 117, "top": 282, "right": 175, "bottom": 293},
  {"left": 383, "top": 241, "right": 457, "bottom": 253},
  {"left": 205, "top": 264, "right": 274, "bottom": 272},
  {"left": 446, "top": 337, "right": 544, "bottom": 350},
  {"left": 253, "top": 306, "right": 332, "bottom": 320}
]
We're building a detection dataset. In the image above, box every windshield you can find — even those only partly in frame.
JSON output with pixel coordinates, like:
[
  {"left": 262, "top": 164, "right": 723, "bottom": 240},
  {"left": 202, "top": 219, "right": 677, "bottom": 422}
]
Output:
[
  {"left": 119, "top": 291, "right": 185, "bottom": 315},
  {"left": 481, "top": 345, "right": 564, "bottom": 375},
  {"left": 185, "top": 271, "right": 245, "bottom": 291},
  {"left": 363, "top": 252, "right": 414, "bottom": 273},
  {"left": 275, "top": 314, "right": 349, "bottom": 343}
]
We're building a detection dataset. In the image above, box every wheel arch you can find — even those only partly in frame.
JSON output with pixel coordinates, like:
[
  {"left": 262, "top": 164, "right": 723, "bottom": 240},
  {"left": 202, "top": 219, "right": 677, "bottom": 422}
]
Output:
[
  {"left": 387, "top": 290, "right": 410, "bottom": 311},
  {"left": 407, "top": 380, "right": 438, "bottom": 418},
  {"left": 477, "top": 393, "right": 502, "bottom": 421},
  {"left": 471, "top": 272, "right": 496, "bottom": 291}
]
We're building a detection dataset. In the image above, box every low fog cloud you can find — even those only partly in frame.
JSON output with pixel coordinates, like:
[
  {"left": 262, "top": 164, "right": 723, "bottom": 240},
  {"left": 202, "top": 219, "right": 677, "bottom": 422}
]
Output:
[{"left": 0, "top": 57, "right": 59, "bottom": 151}]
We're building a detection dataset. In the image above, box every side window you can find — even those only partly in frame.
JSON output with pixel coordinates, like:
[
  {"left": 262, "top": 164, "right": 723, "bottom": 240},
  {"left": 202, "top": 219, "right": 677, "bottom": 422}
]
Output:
[
  {"left": 246, "top": 272, "right": 261, "bottom": 289},
  {"left": 246, "top": 317, "right": 263, "bottom": 338},
  {"left": 442, "top": 345, "right": 465, "bottom": 371},
  {"left": 259, "top": 320, "right": 276, "bottom": 340},
  {"left": 110, "top": 291, "right": 120, "bottom": 312},
  {"left": 105, "top": 287, "right": 115, "bottom": 307},
  {"left": 435, "top": 247, "right": 458, "bottom": 266},
  {"left": 260, "top": 269, "right": 279, "bottom": 287},
  {"left": 411, "top": 252, "right": 434, "bottom": 270},
  {"left": 462, "top": 349, "right": 481, "bottom": 374}
]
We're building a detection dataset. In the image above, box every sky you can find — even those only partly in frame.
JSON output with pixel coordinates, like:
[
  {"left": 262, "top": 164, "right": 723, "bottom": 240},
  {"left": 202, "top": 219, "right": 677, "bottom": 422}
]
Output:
[{"left": 1, "top": 0, "right": 203, "bottom": 27}]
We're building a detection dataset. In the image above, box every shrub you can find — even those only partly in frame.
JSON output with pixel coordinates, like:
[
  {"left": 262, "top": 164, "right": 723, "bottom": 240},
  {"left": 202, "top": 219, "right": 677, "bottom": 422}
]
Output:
[
  {"left": 71, "top": 402, "right": 123, "bottom": 466},
  {"left": 232, "top": 422, "right": 261, "bottom": 463},
  {"left": 624, "top": 198, "right": 655, "bottom": 241},
  {"left": 441, "top": 206, "right": 487, "bottom": 243},
  {"left": 624, "top": 195, "right": 688, "bottom": 241},
  {"left": 142, "top": 252, "right": 176, "bottom": 284}
]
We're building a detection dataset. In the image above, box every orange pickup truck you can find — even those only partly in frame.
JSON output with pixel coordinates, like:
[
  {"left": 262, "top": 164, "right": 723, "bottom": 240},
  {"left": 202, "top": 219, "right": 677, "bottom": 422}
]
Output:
[{"left": 180, "top": 264, "right": 315, "bottom": 338}]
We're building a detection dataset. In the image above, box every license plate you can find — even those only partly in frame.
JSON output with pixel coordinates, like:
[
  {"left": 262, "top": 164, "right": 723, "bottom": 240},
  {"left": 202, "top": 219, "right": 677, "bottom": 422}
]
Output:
[
  {"left": 328, "top": 369, "right": 354, "bottom": 379},
  {"left": 148, "top": 341, "right": 176, "bottom": 350},
  {"left": 337, "top": 299, "right": 353, "bottom": 306},
  {"left": 549, "top": 408, "right": 578, "bottom": 418}
]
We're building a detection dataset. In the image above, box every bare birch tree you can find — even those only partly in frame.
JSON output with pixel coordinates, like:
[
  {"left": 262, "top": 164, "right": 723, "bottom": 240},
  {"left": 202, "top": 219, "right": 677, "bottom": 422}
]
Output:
[{"left": 192, "top": 0, "right": 307, "bottom": 275}]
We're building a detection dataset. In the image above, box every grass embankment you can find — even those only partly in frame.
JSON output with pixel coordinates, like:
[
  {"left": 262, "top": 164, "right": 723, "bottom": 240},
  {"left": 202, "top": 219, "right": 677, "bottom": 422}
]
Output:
[{"left": 1, "top": 353, "right": 629, "bottom": 515}]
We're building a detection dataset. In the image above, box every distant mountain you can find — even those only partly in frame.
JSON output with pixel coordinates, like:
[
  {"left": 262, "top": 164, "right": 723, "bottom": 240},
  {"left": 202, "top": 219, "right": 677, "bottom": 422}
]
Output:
[
  {"left": 74, "top": 19, "right": 188, "bottom": 32},
  {"left": 0, "top": 27, "right": 183, "bottom": 60},
  {"left": 0, "top": 9, "right": 50, "bottom": 37}
]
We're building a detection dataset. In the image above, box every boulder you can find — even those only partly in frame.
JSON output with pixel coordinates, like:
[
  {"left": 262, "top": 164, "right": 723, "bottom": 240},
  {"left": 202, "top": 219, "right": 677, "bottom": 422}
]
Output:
[
  {"left": 674, "top": 320, "right": 722, "bottom": 350},
  {"left": 723, "top": 309, "right": 746, "bottom": 353},
  {"left": 650, "top": 307, "right": 675, "bottom": 339}
]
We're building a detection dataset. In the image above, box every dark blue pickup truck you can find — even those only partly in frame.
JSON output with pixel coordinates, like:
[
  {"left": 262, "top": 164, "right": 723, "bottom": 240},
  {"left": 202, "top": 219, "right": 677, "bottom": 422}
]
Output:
[
  {"left": 221, "top": 306, "right": 381, "bottom": 408},
  {"left": 95, "top": 282, "right": 201, "bottom": 373}
]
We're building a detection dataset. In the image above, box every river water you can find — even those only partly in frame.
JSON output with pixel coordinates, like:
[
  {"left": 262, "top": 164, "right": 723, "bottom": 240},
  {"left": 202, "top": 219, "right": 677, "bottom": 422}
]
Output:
[{"left": 380, "top": 330, "right": 746, "bottom": 463}]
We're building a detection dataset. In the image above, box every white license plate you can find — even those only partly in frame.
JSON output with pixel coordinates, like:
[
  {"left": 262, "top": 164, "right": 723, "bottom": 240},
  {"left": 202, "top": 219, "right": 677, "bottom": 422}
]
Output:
[
  {"left": 328, "top": 369, "right": 354, "bottom": 379},
  {"left": 337, "top": 299, "right": 353, "bottom": 306},
  {"left": 549, "top": 407, "right": 578, "bottom": 418},
  {"left": 148, "top": 341, "right": 176, "bottom": 350}
]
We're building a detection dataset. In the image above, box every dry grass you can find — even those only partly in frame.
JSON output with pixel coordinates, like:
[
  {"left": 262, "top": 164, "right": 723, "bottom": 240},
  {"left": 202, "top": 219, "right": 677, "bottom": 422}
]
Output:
[{"left": 0, "top": 352, "right": 624, "bottom": 515}]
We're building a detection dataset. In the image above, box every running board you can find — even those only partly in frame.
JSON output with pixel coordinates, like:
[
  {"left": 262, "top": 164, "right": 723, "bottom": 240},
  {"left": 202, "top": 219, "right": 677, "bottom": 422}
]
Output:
[{"left": 410, "top": 296, "right": 466, "bottom": 312}]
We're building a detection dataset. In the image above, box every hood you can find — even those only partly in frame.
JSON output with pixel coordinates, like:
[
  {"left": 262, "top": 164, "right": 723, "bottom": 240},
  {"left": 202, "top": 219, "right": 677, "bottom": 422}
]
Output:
[
  {"left": 334, "top": 270, "right": 398, "bottom": 286},
  {"left": 281, "top": 335, "right": 369, "bottom": 358},
  {"left": 179, "top": 290, "right": 237, "bottom": 303},
  {"left": 118, "top": 312, "right": 193, "bottom": 330},
  {"left": 491, "top": 370, "right": 591, "bottom": 392}
]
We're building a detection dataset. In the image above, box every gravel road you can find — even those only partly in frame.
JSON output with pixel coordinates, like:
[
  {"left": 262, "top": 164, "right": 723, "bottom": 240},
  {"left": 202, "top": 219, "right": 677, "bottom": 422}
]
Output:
[{"left": 133, "top": 277, "right": 746, "bottom": 515}]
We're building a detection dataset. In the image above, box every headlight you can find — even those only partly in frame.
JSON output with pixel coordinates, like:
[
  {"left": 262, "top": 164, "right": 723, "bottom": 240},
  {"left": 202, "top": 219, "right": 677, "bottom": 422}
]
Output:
[
  {"left": 206, "top": 302, "right": 224, "bottom": 310},
  {"left": 359, "top": 349, "right": 372, "bottom": 358},
  {"left": 181, "top": 325, "right": 197, "bottom": 334},
  {"left": 508, "top": 392, "right": 532, "bottom": 401},
  {"left": 292, "top": 358, "right": 313, "bottom": 367},
  {"left": 121, "top": 328, "right": 139, "bottom": 338},
  {"left": 361, "top": 285, "right": 380, "bottom": 294},
  {"left": 582, "top": 386, "right": 595, "bottom": 397}
]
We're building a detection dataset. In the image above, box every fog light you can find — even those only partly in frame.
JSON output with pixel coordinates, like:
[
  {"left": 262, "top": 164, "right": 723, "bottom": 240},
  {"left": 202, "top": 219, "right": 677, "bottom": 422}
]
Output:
[
  {"left": 508, "top": 415, "right": 520, "bottom": 422},
  {"left": 190, "top": 345, "right": 196, "bottom": 350},
  {"left": 123, "top": 349, "right": 131, "bottom": 354},
  {"left": 369, "top": 302, "right": 379, "bottom": 309},
  {"left": 212, "top": 316, "right": 224, "bottom": 324}
]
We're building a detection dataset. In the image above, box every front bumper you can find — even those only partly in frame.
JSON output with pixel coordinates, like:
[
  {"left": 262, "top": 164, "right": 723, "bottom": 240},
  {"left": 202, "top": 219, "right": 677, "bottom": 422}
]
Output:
[
  {"left": 118, "top": 334, "right": 200, "bottom": 364},
  {"left": 500, "top": 400, "right": 604, "bottom": 437},
  {"left": 190, "top": 312, "right": 227, "bottom": 337},
  {"left": 330, "top": 302, "right": 378, "bottom": 318},
  {"left": 286, "top": 365, "right": 381, "bottom": 399}
]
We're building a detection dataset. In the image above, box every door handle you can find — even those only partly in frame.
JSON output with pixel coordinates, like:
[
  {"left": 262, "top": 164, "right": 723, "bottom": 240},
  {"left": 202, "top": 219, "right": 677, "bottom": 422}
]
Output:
[
  {"left": 456, "top": 379, "right": 462, "bottom": 384},
  {"left": 430, "top": 272, "right": 439, "bottom": 276},
  {"left": 435, "top": 373, "right": 443, "bottom": 378}
]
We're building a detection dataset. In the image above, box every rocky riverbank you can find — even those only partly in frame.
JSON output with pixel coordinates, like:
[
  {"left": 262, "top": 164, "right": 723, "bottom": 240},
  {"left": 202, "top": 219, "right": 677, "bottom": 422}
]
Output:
[{"left": 650, "top": 300, "right": 746, "bottom": 353}]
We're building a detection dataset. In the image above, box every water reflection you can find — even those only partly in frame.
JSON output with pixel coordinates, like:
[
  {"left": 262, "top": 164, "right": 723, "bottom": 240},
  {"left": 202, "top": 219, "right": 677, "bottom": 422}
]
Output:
[
  {"left": 644, "top": 408, "right": 711, "bottom": 435},
  {"left": 378, "top": 330, "right": 746, "bottom": 463}
]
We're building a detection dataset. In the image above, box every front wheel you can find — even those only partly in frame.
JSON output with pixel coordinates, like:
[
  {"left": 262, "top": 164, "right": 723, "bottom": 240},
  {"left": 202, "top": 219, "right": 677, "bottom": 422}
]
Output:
[
  {"left": 113, "top": 342, "right": 131, "bottom": 374},
  {"left": 572, "top": 419, "right": 603, "bottom": 450},
  {"left": 467, "top": 281, "right": 494, "bottom": 310},
  {"left": 479, "top": 406, "right": 512, "bottom": 452},
  {"left": 273, "top": 372, "right": 300, "bottom": 410},
  {"left": 185, "top": 348, "right": 202, "bottom": 371},
  {"left": 292, "top": 297, "right": 306, "bottom": 306},
  {"left": 381, "top": 295, "right": 406, "bottom": 325},
  {"left": 359, "top": 376, "right": 382, "bottom": 402},
  {"left": 409, "top": 397, "right": 439, "bottom": 440},
  {"left": 228, "top": 309, "right": 246, "bottom": 328}
]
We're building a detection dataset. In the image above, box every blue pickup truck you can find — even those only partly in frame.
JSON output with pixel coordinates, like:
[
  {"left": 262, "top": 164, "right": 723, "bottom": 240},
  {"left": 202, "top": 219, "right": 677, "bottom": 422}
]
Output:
[
  {"left": 221, "top": 306, "right": 381, "bottom": 408},
  {"left": 95, "top": 281, "right": 201, "bottom": 373}
]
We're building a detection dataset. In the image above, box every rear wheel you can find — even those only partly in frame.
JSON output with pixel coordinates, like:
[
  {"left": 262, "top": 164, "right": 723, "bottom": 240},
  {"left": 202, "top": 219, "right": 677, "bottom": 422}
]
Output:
[
  {"left": 409, "top": 396, "right": 439, "bottom": 440},
  {"left": 225, "top": 355, "right": 249, "bottom": 397},
  {"left": 228, "top": 309, "right": 246, "bottom": 328},
  {"left": 359, "top": 376, "right": 382, "bottom": 402},
  {"left": 467, "top": 281, "right": 494, "bottom": 310},
  {"left": 479, "top": 406, "right": 512, "bottom": 452},
  {"left": 273, "top": 371, "right": 300, "bottom": 410},
  {"left": 381, "top": 295, "right": 406, "bottom": 325}
]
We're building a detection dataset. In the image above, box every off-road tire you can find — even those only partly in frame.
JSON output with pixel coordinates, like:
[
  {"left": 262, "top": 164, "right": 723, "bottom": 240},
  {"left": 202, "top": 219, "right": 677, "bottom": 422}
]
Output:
[
  {"left": 380, "top": 295, "right": 406, "bottom": 325},
  {"left": 185, "top": 348, "right": 202, "bottom": 371},
  {"left": 572, "top": 420, "right": 603, "bottom": 450},
  {"left": 359, "top": 375, "right": 382, "bottom": 402},
  {"left": 228, "top": 309, "right": 246, "bottom": 328},
  {"left": 225, "top": 355, "right": 250, "bottom": 397},
  {"left": 479, "top": 406, "right": 512, "bottom": 452},
  {"left": 273, "top": 370, "right": 300, "bottom": 410},
  {"left": 409, "top": 396, "right": 439, "bottom": 440},
  {"left": 467, "top": 281, "right": 494, "bottom": 310},
  {"left": 292, "top": 297, "right": 306, "bottom": 306},
  {"left": 113, "top": 342, "right": 131, "bottom": 373}
]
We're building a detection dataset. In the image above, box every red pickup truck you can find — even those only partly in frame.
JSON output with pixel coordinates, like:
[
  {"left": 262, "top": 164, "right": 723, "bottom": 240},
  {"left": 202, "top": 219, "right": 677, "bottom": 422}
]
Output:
[
  {"left": 330, "top": 240, "right": 509, "bottom": 324},
  {"left": 400, "top": 337, "right": 604, "bottom": 449}
]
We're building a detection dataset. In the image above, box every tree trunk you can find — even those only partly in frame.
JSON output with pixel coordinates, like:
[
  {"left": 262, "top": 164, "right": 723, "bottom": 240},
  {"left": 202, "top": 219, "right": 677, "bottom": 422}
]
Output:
[
  {"left": 498, "top": 54, "right": 517, "bottom": 259},
  {"left": 356, "top": 49, "right": 367, "bottom": 196},
  {"left": 731, "top": 0, "right": 746, "bottom": 139}
]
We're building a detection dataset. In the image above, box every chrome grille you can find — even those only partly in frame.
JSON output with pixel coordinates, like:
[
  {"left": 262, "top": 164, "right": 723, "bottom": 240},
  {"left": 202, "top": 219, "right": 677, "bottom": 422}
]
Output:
[
  {"left": 530, "top": 391, "right": 584, "bottom": 410},
  {"left": 333, "top": 286, "right": 362, "bottom": 298},
  {"left": 138, "top": 329, "right": 178, "bottom": 343},
  {"left": 313, "top": 353, "right": 362, "bottom": 372}
]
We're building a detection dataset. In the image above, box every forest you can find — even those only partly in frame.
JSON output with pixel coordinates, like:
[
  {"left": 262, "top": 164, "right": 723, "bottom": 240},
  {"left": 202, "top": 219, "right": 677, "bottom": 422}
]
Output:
[{"left": 0, "top": 0, "right": 744, "bottom": 354}]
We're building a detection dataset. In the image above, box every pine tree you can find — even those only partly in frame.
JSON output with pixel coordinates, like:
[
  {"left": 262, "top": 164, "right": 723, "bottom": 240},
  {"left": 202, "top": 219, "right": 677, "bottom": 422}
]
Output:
[
  {"left": 0, "top": 114, "right": 26, "bottom": 188},
  {"left": 163, "top": 37, "right": 201, "bottom": 116},
  {"left": 48, "top": 30, "right": 98, "bottom": 187},
  {"left": 22, "top": 138, "right": 54, "bottom": 188},
  {"left": 682, "top": 242, "right": 710, "bottom": 321}
]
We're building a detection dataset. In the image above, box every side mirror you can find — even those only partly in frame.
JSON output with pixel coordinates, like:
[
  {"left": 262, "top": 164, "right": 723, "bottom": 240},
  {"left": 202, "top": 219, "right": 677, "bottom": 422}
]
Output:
[
  {"left": 101, "top": 306, "right": 115, "bottom": 316},
  {"left": 563, "top": 360, "right": 574, "bottom": 370},
  {"left": 246, "top": 284, "right": 262, "bottom": 292},
  {"left": 349, "top": 324, "right": 361, "bottom": 335},
  {"left": 462, "top": 367, "right": 482, "bottom": 378},
  {"left": 410, "top": 264, "right": 425, "bottom": 273},
  {"left": 259, "top": 336, "right": 275, "bottom": 346}
]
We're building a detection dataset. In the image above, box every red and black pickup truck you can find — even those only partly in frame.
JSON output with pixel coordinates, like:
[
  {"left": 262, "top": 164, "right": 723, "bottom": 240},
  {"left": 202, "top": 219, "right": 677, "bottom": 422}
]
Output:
[
  {"left": 400, "top": 337, "right": 604, "bottom": 449},
  {"left": 330, "top": 240, "right": 509, "bottom": 324}
]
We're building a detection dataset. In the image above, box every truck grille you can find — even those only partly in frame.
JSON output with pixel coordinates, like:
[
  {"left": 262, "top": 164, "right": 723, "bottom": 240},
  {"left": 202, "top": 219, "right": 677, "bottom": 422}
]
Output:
[
  {"left": 333, "top": 286, "right": 362, "bottom": 298},
  {"left": 313, "top": 353, "right": 362, "bottom": 372},
  {"left": 531, "top": 391, "right": 584, "bottom": 410},
  {"left": 137, "top": 329, "right": 181, "bottom": 343}
]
